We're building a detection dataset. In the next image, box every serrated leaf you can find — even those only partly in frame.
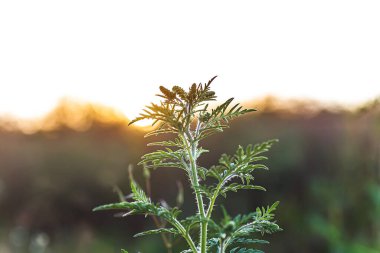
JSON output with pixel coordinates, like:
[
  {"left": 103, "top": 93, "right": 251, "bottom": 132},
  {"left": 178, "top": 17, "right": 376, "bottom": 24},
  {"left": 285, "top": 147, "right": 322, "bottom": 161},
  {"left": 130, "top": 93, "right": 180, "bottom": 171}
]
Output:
[
  {"left": 93, "top": 201, "right": 182, "bottom": 225},
  {"left": 134, "top": 228, "right": 178, "bottom": 237},
  {"left": 130, "top": 179, "right": 150, "bottom": 203},
  {"left": 95, "top": 79, "right": 281, "bottom": 253},
  {"left": 230, "top": 238, "right": 269, "bottom": 245},
  {"left": 230, "top": 248, "right": 264, "bottom": 253}
]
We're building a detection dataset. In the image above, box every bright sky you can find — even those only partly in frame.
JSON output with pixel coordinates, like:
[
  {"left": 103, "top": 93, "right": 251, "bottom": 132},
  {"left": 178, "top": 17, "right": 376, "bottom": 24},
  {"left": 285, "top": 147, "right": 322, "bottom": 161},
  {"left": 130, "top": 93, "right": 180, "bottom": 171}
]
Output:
[{"left": 1, "top": 0, "right": 379, "bottom": 121}]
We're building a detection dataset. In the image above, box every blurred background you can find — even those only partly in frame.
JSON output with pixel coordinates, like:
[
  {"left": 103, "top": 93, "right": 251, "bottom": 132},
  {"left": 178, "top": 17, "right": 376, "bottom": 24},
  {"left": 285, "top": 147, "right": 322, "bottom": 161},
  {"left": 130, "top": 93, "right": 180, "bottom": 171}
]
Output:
[
  {"left": 1, "top": 1, "right": 380, "bottom": 252},
  {"left": 0, "top": 97, "right": 379, "bottom": 253}
]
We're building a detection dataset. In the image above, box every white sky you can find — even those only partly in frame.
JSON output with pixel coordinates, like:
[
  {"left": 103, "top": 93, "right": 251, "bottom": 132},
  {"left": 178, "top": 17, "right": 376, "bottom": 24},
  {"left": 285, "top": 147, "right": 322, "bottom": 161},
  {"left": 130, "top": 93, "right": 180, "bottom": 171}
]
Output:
[{"left": 0, "top": 0, "right": 380, "bottom": 120}]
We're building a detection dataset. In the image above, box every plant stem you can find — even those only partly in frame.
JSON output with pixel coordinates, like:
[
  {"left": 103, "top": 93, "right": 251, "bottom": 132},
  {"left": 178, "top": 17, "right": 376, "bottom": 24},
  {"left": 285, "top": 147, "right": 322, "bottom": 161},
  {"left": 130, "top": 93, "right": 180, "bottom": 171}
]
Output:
[
  {"left": 189, "top": 146, "right": 207, "bottom": 252},
  {"left": 200, "top": 222, "right": 208, "bottom": 253},
  {"left": 172, "top": 219, "right": 197, "bottom": 253},
  {"left": 206, "top": 183, "right": 223, "bottom": 219},
  {"left": 183, "top": 232, "right": 198, "bottom": 253},
  {"left": 218, "top": 240, "right": 225, "bottom": 253},
  {"left": 183, "top": 129, "right": 207, "bottom": 253}
]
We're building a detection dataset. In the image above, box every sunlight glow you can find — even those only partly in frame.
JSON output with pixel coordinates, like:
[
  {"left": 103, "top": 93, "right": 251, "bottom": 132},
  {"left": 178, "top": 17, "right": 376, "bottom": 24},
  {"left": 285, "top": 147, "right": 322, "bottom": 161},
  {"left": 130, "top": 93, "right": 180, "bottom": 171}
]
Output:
[{"left": 1, "top": 0, "right": 379, "bottom": 125}]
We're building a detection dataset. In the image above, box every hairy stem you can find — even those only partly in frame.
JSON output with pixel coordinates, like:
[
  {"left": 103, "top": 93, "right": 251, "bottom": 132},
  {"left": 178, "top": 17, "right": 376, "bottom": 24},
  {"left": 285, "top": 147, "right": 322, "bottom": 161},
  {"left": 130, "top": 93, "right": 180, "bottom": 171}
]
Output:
[
  {"left": 206, "top": 183, "right": 222, "bottom": 219},
  {"left": 183, "top": 128, "right": 207, "bottom": 253},
  {"left": 172, "top": 219, "right": 197, "bottom": 253},
  {"left": 189, "top": 144, "right": 207, "bottom": 253},
  {"left": 183, "top": 232, "right": 198, "bottom": 253}
]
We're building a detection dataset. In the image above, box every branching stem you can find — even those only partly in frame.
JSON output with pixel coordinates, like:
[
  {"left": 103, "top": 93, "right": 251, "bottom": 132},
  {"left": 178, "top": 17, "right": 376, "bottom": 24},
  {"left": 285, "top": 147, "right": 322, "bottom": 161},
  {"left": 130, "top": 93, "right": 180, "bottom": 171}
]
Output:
[{"left": 183, "top": 123, "right": 208, "bottom": 253}]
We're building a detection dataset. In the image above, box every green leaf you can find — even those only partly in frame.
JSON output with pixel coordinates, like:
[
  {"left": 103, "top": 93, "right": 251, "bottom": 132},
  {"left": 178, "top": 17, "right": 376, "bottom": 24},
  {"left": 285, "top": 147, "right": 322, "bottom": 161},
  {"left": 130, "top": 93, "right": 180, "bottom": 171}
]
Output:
[
  {"left": 180, "top": 215, "right": 204, "bottom": 234},
  {"left": 95, "top": 79, "right": 281, "bottom": 253},
  {"left": 206, "top": 140, "right": 278, "bottom": 201},
  {"left": 197, "top": 97, "right": 256, "bottom": 140},
  {"left": 92, "top": 201, "right": 182, "bottom": 224},
  {"left": 230, "top": 248, "right": 264, "bottom": 253},
  {"left": 230, "top": 238, "right": 269, "bottom": 245},
  {"left": 121, "top": 249, "right": 129, "bottom": 253},
  {"left": 130, "top": 178, "right": 150, "bottom": 203},
  {"left": 134, "top": 228, "right": 178, "bottom": 238},
  {"left": 221, "top": 184, "right": 266, "bottom": 197},
  {"left": 139, "top": 149, "right": 188, "bottom": 172},
  {"left": 208, "top": 203, "right": 281, "bottom": 252}
]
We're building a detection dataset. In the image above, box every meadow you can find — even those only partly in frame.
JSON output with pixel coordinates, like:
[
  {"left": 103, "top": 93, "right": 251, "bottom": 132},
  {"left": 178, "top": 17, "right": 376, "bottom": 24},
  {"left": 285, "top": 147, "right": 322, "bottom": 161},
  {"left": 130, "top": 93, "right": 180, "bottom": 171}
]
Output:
[{"left": 0, "top": 97, "right": 379, "bottom": 253}]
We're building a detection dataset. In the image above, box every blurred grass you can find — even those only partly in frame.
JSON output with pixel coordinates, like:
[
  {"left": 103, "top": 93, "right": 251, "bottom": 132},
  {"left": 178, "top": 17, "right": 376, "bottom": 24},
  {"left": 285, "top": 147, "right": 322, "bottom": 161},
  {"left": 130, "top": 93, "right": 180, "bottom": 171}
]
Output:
[{"left": 0, "top": 98, "right": 379, "bottom": 253}]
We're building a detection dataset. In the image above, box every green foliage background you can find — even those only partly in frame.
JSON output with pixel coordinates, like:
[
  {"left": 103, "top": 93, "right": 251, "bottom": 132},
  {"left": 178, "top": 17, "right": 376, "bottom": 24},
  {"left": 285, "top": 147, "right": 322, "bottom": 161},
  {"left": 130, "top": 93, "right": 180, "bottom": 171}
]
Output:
[{"left": 0, "top": 98, "right": 379, "bottom": 252}]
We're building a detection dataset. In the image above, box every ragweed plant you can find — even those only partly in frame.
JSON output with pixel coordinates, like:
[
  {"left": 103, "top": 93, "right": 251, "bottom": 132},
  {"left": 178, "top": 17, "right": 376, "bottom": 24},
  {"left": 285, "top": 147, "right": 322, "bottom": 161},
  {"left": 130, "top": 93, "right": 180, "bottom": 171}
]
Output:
[{"left": 94, "top": 77, "right": 281, "bottom": 253}]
